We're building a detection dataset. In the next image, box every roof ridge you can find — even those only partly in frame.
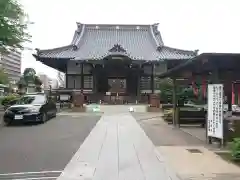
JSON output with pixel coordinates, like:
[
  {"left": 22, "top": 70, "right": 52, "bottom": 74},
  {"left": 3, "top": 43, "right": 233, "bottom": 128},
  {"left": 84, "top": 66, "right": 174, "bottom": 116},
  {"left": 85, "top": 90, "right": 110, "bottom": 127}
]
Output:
[
  {"left": 76, "top": 22, "right": 154, "bottom": 26},
  {"left": 73, "top": 24, "right": 86, "bottom": 49},
  {"left": 149, "top": 25, "right": 160, "bottom": 48},
  {"left": 149, "top": 24, "right": 164, "bottom": 48},
  {"left": 151, "top": 23, "right": 164, "bottom": 46}
]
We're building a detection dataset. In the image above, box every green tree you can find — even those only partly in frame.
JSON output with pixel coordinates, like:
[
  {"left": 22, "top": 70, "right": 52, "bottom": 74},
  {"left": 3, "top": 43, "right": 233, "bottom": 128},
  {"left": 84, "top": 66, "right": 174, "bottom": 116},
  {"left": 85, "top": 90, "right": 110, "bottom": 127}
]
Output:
[
  {"left": 23, "top": 68, "right": 36, "bottom": 84},
  {"left": 17, "top": 68, "right": 43, "bottom": 93},
  {"left": 159, "top": 78, "right": 173, "bottom": 103},
  {"left": 0, "top": 68, "right": 9, "bottom": 84},
  {"left": 0, "top": 0, "right": 31, "bottom": 52},
  {"left": 34, "top": 76, "right": 42, "bottom": 92}
]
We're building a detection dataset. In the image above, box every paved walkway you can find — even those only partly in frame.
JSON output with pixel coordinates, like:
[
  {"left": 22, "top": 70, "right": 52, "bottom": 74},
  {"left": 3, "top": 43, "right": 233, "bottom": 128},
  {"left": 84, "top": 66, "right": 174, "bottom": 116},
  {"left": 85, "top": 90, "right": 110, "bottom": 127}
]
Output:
[
  {"left": 157, "top": 146, "right": 240, "bottom": 180},
  {"left": 136, "top": 115, "right": 240, "bottom": 180},
  {"left": 58, "top": 113, "right": 181, "bottom": 180}
]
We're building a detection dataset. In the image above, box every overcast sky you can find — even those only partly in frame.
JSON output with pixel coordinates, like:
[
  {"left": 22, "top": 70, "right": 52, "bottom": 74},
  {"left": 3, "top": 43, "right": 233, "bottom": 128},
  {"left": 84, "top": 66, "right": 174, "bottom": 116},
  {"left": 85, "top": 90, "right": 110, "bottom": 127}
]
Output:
[{"left": 21, "top": 0, "right": 240, "bottom": 77}]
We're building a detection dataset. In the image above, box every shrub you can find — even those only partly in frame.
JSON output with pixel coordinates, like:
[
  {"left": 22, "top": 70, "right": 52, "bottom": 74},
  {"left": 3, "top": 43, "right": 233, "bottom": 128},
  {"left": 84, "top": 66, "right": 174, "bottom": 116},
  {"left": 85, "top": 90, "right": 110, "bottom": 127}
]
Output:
[
  {"left": 230, "top": 138, "right": 240, "bottom": 161},
  {"left": 1, "top": 95, "right": 19, "bottom": 106}
]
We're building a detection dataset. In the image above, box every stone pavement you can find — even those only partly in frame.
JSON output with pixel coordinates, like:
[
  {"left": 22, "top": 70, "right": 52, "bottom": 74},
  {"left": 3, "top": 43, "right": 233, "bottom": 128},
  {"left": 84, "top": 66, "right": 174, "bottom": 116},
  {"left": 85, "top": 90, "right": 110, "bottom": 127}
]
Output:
[
  {"left": 180, "top": 126, "right": 206, "bottom": 142},
  {"left": 56, "top": 111, "right": 240, "bottom": 180},
  {"left": 135, "top": 115, "right": 204, "bottom": 146},
  {"left": 134, "top": 113, "right": 240, "bottom": 180},
  {"left": 58, "top": 113, "right": 181, "bottom": 180},
  {"left": 157, "top": 146, "right": 240, "bottom": 180}
]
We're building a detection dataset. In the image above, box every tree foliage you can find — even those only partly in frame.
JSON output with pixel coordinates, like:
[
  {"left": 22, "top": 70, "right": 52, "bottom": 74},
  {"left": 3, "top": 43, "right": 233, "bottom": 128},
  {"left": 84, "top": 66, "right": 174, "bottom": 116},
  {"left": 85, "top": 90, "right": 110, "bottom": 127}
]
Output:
[
  {"left": 23, "top": 68, "right": 36, "bottom": 84},
  {"left": 159, "top": 78, "right": 198, "bottom": 104},
  {"left": 0, "top": 0, "right": 31, "bottom": 52},
  {"left": 17, "top": 68, "right": 42, "bottom": 93},
  {"left": 0, "top": 68, "right": 9, "bottom": 84}
]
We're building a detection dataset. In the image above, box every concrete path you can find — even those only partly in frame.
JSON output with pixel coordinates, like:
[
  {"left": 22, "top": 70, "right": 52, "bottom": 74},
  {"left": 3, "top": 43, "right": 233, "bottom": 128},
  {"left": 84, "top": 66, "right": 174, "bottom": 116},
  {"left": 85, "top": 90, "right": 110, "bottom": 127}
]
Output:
[
  {"left": 157, "top": 146, "right": 240, "bottom": 180},
  {"left": 58, "top": 113, "right": 181, "bottom": 180},
  {"left": 134, "top": 114, "right": 240, "bottom": 180}
]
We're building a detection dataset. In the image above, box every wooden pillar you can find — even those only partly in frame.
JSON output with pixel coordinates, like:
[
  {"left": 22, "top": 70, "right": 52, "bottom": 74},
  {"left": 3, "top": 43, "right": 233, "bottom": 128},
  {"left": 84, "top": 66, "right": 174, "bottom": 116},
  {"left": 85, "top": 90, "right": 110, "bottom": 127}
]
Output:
[
  {"left": 232, "top": 83, "right": 235, "bottom": 105},
  {"left": 172, "top": 77, "right": 177, "bottom": 126},
  {"left": 225, "top": 71, "right": 232, "bottom": 111},
  {"left": 81, "top": 63, "right": 84, "bottom": 92},
  {"left": 137, "top": 64, "right": 141, "bottom": 102},
  {"left": 202, "top": 75, "right": 207, "bottom": 102},
  {"left": 151, "top": 64, "right": 154, "bottom": 93},
  {"left": 65, "top": 63, "right": 68, "bottom": 88},
  {"left": 93, "top": 65, "right": 97, "bottom": 93},
  {"left": 237, "top": 84, "right": 240, "bottom": 105}
]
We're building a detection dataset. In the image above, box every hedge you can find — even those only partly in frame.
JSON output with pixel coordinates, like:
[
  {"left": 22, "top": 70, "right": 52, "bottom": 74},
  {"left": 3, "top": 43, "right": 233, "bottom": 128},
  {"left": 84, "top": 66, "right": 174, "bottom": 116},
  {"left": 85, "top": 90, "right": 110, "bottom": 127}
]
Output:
[{"left": 1, "top": 95, "right": 19, "bottom": 106}]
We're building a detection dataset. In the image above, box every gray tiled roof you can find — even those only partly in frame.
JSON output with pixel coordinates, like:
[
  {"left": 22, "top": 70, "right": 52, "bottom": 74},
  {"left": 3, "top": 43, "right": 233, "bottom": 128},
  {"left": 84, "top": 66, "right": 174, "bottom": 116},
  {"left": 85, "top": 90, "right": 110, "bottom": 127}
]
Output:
[{"left": 36, "top": 23, "right": 197, "bottom": 61}]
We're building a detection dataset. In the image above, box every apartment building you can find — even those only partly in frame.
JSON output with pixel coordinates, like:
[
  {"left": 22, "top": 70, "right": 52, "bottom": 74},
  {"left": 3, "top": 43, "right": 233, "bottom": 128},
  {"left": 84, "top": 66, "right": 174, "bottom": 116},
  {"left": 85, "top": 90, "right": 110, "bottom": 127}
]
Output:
[{"left": 0, "top": 51, "right": 21, "bottom": 84}]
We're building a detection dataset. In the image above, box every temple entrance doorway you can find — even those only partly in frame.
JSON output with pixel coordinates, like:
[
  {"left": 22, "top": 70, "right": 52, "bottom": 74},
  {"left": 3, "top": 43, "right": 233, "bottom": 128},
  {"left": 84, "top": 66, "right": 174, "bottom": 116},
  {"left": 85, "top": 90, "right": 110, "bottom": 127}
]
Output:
[{"left": 95, "top": 57, "right": 138, "bottom": 104}]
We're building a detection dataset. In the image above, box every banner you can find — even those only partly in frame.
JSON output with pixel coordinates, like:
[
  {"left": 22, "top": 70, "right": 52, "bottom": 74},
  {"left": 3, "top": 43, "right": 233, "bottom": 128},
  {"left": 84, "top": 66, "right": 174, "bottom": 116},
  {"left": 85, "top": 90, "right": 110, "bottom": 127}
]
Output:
[{"left": 207, "top": 84, "right": 224, "bottom": 139}]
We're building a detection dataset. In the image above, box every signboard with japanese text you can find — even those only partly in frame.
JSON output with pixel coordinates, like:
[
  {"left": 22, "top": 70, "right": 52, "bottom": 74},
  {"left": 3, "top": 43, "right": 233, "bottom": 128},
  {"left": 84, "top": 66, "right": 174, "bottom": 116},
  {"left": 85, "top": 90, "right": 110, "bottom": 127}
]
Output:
[{"left": 207, "top": 84, "right": 224, "bottom": 139}]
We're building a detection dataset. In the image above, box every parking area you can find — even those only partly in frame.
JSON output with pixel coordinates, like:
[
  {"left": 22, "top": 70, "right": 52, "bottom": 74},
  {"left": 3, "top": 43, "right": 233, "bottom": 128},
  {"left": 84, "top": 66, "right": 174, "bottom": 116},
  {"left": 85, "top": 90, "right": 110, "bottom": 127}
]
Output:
[{"left": 0, "top": 113, "right": 101, "bottom": 179}]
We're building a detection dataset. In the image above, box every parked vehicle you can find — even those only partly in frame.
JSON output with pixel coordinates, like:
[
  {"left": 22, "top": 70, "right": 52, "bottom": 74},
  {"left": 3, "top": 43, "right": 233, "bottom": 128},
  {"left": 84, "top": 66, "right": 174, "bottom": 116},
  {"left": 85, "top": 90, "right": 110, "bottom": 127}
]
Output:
[{"left": 3, "top": 93, "right": 57, "bottom": 125}]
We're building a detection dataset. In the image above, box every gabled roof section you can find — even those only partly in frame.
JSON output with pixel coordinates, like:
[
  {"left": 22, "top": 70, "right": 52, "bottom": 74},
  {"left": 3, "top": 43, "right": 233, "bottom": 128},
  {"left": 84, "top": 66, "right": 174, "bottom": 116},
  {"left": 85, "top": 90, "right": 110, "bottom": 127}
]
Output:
[
  {"left": 158, "top": 46, "right": 198, "bottom": 59},
  {"left": 35, "top": 22, "right": 197, "bottom": 61},
  {"left": 36, "top": 45, "right": 75, "bottom": 59}
]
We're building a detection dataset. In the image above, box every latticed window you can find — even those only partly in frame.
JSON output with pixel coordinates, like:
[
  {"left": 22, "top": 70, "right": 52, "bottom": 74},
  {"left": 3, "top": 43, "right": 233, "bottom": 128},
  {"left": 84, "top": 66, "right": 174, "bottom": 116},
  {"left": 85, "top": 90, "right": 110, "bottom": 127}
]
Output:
[
  {"left": 83, "top": 76, "right": 93, "bottom": 88},
  {"left": 67, "top": 75, "right": 81, "bottom": 89},
  {"left": 140, "top": 76, "right": 151, "bottom": 89}
]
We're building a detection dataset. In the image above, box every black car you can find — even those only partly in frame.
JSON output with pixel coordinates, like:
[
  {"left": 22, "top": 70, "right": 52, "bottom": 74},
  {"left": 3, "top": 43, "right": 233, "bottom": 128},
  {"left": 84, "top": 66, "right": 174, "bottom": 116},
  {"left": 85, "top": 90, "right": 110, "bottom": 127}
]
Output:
[{"left": 3, "top": 93, "right": 57, "bottom": 125}]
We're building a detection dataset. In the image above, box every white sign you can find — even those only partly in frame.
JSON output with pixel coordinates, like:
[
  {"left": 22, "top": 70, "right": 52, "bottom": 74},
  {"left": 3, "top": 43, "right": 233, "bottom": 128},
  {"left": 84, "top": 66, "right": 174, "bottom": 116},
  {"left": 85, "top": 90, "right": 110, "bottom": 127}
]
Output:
[{"left": 207, "top": 84, "right": 224, "bottom": 139}]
